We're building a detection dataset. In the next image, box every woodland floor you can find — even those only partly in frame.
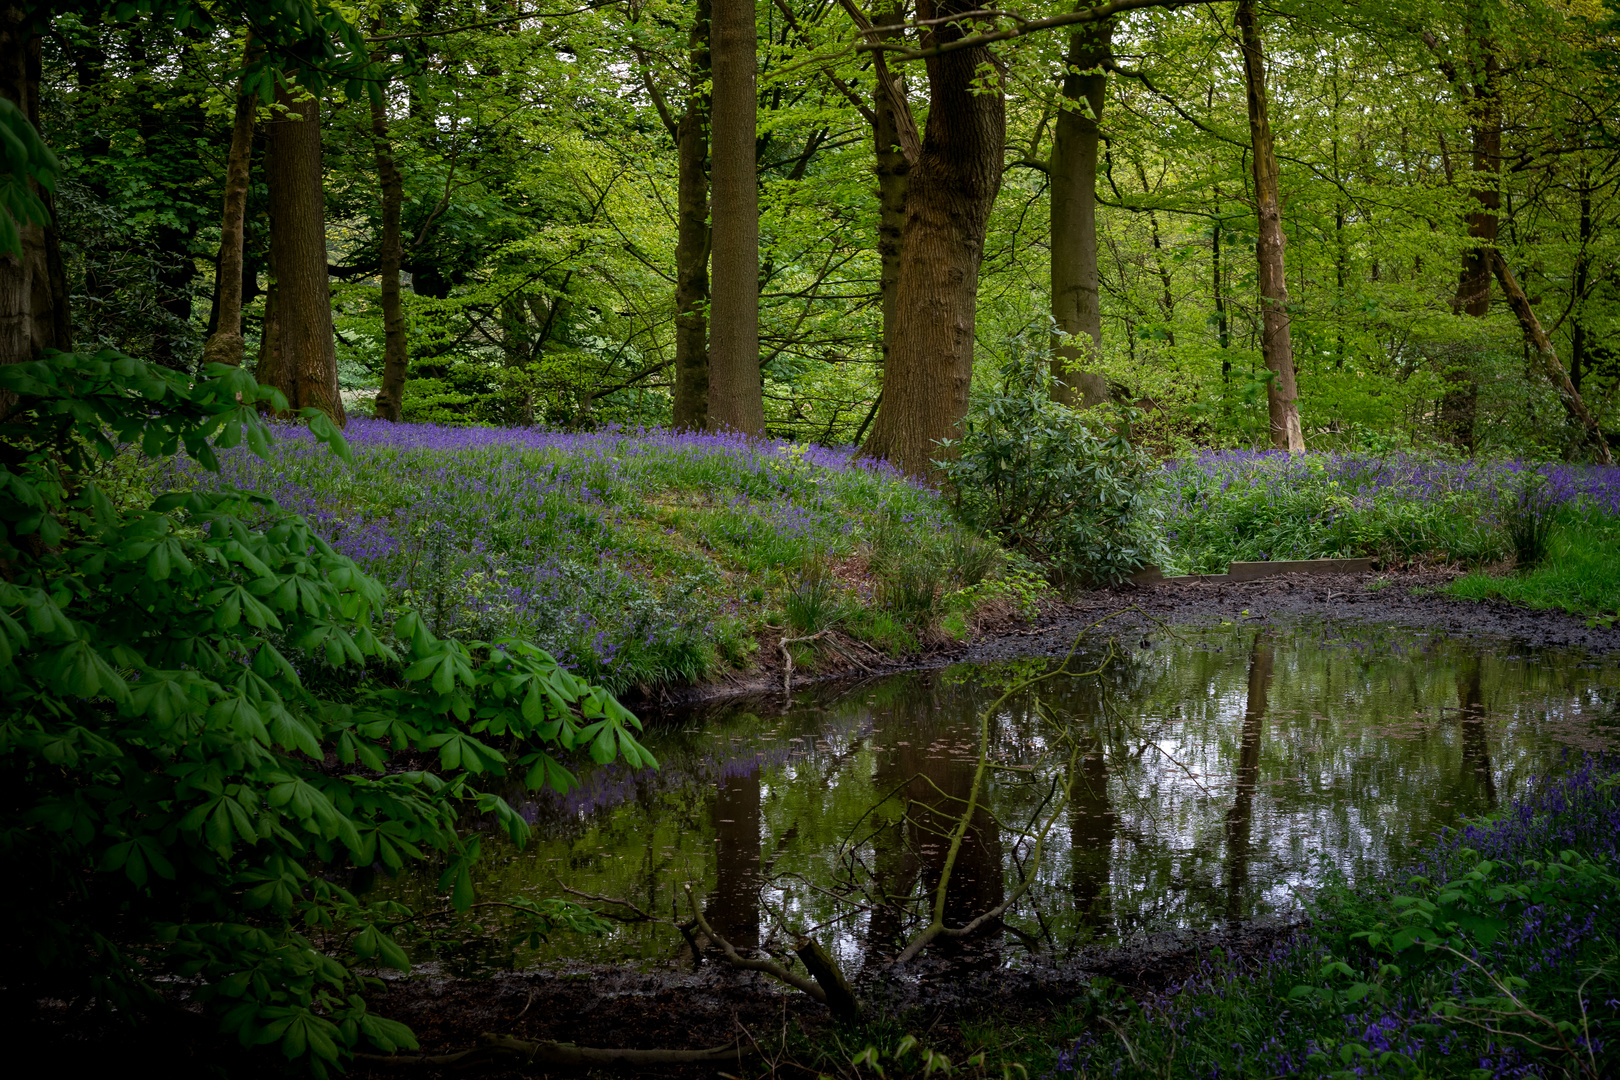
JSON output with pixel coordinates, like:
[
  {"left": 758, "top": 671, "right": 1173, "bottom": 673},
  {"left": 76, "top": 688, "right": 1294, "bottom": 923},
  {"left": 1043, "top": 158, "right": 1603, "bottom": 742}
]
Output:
[{"left": 21, "top": 571, "right": 1619, "bottom": 1079}]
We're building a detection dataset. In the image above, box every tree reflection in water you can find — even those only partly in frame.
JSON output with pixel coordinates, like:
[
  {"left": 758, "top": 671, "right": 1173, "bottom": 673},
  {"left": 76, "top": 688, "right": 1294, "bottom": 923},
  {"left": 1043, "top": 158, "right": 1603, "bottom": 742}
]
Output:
[
  {"left": 371, "top": 622, "right": 1617, "bottom": 974},
  {"left": 1224, "top": 637, "right": 1273, "bottom": 924}
]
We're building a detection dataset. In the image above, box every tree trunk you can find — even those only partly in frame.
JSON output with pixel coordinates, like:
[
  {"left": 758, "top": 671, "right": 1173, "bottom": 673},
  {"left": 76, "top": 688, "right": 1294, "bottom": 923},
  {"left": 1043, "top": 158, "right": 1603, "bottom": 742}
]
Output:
[
  {"left": 706, "top": 0, "right": 764, "bottom": 435},
  {"left": 370, "top": 48, "right": 408, "bottom": 422},
  {"left": 1213, "top": 184, "right": 1230, "bottom": 376},
  {"left": 672, "top": 0, "right": 712, "bottom": 430},
  {"left": 1440, "top": 38, "right": 1499, "bottom": 452},
  {"left": 260, "top": 80, "right": 345, "bottom": 426},
  {"left": 1049, "top": 8, "right": 1111, "bottom": 408},
  {"left": 1570, "top": 166, "right": 1590, "bottom": 392},
  {"left": 861, "top": 0, "right": 1005, "bottom": 477},
  {"left": 201, "top": 48, "right": 256, "bottom": 368},
  {"left": 1487, "top": 250, "right": 1611, "bottom": 464},
  {"left": 1235, "top": 0, "right": 1302, "bottom": 452},
  {"left": 0, "top": 5, "right": 69, "bottom": 383},
  {"left": 872, "top": 0, "right": 910, "bottom": 367}
]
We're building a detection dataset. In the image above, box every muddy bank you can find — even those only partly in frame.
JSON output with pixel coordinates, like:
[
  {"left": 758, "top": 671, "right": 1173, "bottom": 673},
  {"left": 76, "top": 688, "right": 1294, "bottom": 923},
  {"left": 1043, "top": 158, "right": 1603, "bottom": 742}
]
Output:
[
  {"left": 333, "top": 916, "right": 1300, "bottom": 1079},
  {"left": 629, "top": 570, "right": 1620, "bottom": 715}
]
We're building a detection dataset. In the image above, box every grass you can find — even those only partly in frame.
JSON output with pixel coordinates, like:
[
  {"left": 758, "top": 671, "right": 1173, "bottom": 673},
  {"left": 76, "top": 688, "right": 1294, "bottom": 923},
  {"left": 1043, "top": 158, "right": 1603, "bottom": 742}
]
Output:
[
  {"left": 158, "top": 420, "right": 1046, "bottom": 691},
  {"left": 1157, "top": 450, "right": 1620, "bottom": 575},
  {"left": 1446, "top": 516, "right": 1620, "bottom": 621}
]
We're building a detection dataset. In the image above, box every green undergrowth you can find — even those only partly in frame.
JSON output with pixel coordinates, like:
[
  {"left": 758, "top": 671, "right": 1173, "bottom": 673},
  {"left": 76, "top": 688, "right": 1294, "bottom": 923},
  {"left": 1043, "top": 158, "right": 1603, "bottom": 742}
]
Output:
[
  {"left": 1445, "top": 516, "right": 1620, "bottom": 623},
  {"left": 160, "top": 425, "right": 1054, "bottom": 692}
]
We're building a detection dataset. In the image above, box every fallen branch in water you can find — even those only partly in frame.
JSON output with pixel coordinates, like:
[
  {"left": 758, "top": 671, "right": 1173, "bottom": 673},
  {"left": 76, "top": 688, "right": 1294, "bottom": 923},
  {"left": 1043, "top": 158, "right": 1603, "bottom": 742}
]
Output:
[
  {"left": 356, "top": 1031, "right": 754, "bottom": 1068},
  {"left": 685, "top": 883, "right": 863, "bottom": 1020}
]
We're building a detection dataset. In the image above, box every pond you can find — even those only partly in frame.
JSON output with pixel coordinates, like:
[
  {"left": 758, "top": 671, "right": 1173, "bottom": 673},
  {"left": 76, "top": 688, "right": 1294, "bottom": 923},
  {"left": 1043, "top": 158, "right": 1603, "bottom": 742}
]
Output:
[{"left": 374, "top": 620, "right": 1620, "bottom": 976}]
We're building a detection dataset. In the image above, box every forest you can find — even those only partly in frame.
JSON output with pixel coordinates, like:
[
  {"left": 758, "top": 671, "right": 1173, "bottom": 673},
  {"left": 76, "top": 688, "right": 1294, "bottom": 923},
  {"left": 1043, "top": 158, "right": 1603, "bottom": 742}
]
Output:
[
  {"left": 3, "top": 1, "right": 1620, "bottom": 1078},
  {"left": 8, "top": 0, "right": 1618, "bottom": 464}
]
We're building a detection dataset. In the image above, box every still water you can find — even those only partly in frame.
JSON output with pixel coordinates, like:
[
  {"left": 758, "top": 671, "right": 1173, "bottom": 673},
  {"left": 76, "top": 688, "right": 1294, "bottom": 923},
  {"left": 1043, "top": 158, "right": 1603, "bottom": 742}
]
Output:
[{"left": 379, "top": 621, "right": 1620, "bottom": 974}]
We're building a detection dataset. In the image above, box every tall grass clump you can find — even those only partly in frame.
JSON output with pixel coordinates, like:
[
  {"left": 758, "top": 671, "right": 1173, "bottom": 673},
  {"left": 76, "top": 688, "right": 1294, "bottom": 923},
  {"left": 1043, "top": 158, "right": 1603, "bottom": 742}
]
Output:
[
  {"left": 1053, "top": 756, "right": 1620, "bottom": 1079},
  {"left": 158, "top": 421, "right": 1000, "bottom": 689},
  {"left": 1159, "top": 452, "right": 1620, "bottom": 573}
]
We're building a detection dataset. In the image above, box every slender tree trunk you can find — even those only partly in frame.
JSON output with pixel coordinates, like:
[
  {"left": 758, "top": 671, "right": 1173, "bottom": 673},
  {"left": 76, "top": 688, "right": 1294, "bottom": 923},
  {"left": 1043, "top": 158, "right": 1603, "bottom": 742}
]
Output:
[
  {"left": 706, "top": 0, "right": 764, "bottom": 435},
  {"left": 1049, "top": 8, "right": 1111, "bottom": 407},
  {"left": 1236, "top": 0, "right": 1302, "bottom": 452},
  {"left": 202, "top": 46, "right": 256, "bottom": 368},
  {"left": 873, "top": 0, "right": 910, "bottom": 367},
  {"left": 1440, "top": 41, "right": 1498, "bottom": 452},
  {"left": 672, "top": 0, "right": 712, "bottom": 430},
  {"left": 369, "top": 48, "right": 408, "bottom": 422},
  {"left": 0, "top": 4, "right": 69, "bottom": 384},
  {"left": 260, "top": 79, "right": 345, "bottom": 426},
  {"left": 1213, "top": 182, "right": 1230, "bottom": 377},
  {"left": 862, "top": 0, "right": 1005, "bottom": 476},
  {"left": 1570, "top": 168, "right": 1591, "bottom": 391},
  {"left": 1134, "top": 160, "right": 1175, "bottom": 345},
  {"left": 1487, "top": 250, "right": 1611, "bottom": 464}
]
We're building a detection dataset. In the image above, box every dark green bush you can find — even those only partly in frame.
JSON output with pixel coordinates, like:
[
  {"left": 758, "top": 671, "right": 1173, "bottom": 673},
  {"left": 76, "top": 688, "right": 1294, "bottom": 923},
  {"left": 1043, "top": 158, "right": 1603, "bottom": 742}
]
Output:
[
  {"left": 0, "top": 352, "right": 651, "bottom": 1074},
  {"left": 936, "top": 355, "right": 1163, "bottom": 585}
]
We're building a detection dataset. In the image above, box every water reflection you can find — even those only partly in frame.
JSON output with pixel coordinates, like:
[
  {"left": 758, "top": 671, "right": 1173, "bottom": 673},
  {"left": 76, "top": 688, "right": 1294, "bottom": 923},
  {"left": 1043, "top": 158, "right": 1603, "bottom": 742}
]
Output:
[
  {"left": 1224, "top": 637, "right": 1272, "bottom": 924},
  {"left": 376, "top": 621, "right": 1620, "bottom": 972}
]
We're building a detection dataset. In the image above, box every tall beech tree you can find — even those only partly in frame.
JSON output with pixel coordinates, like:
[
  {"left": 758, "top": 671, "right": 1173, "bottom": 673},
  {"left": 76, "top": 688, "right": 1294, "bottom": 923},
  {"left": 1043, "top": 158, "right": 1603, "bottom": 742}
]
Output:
[
  {"left": 673, "top": 0, "right": 712, "bottom": 430},
  {"left": 0, "top": 2, "right": 69, "bottom": 372},
  {"left": 1235, "top": 0, "right": 1302, "bottom": 452},
  {"left": 1049, "top": 4, "right": 1113, "bottom": 408},
  {"left": 861, "top": 0, "right": 1006, "bottom": 477},
  {"left": 368, "top": 40, "right": 408, "bottom": 422},
  {"left": 201, "top": 42, "right": 256, "bottom": 368},
  {"left": 258, "top": 79, "right": 345, "bottom": 426},
  {"left": 707, "top": 0, "right": 765, "bottom": 435}
]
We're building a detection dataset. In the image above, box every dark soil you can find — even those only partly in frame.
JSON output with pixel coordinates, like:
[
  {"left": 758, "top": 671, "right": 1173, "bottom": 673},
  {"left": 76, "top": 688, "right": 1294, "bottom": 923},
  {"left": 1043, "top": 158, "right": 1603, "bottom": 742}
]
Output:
[{"left": 23, "top": 574, "right": 1615, "bottom": 1078}]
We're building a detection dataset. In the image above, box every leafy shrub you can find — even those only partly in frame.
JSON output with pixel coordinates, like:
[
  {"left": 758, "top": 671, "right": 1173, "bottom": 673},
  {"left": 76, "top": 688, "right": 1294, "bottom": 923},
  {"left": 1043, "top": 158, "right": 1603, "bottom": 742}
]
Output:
[
  {"left": 936, "top": 355, "right": 1162, "bottom": 585},
  {"left": 0, "top": 353, "right": 652, "bottom": 1074}
]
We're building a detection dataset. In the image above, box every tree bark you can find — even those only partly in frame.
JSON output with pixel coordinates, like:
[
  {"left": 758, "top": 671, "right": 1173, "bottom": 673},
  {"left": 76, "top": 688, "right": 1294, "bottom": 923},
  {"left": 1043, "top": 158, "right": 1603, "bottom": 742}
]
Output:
[
  {"left": 259, "top": 79, "right": 345, "bottom": 426},
  {"left": 1487, "top": 250, "right": 1611, "bottom": 464},
  {"left": 1213, "top": 184, "right": 1231, "bottom": 376},
  {"left": 1440, "top": 33, "right": 1499, "bottom": 452},
  {"left": 672, "top": 0, "right": 712, "bottom": 430},
  {"left": 1235, "top": 0, "right": 1302, "bottom": 453},
  {"left": 706, "top": 0, "right": 764, "bottom": 435},
  {"left": 861, "top": 0, "right": 1005, "bottom": 477},
  {"left": 201, "top": 46, "right": 256, "bottom": 369},
  {"left": 872, "top": 0, "right": 911, "bottom": 367},
  {"left": 1569, "top": 165, "right": 1590, "bottom": 392},
  {"left": 369, "top": 47, "right": 408, "bottom": 422},
  {"left": 0, "top": 4, "right": 69, "bottom": 382},
  {"left": 1049, "top": 6, "right": 1112, "bottom": 408}
]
